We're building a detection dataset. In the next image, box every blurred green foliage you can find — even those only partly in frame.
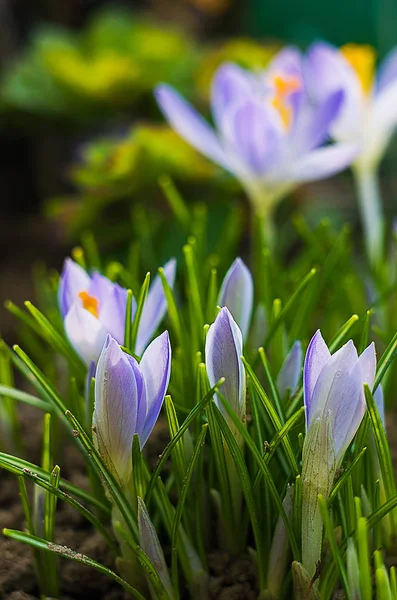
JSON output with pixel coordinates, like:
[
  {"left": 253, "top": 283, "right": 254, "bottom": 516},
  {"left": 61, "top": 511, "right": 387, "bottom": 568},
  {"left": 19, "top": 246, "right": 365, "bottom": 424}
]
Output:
[{"left": 0, "top": 8, "right": 199, "bottom": 123}]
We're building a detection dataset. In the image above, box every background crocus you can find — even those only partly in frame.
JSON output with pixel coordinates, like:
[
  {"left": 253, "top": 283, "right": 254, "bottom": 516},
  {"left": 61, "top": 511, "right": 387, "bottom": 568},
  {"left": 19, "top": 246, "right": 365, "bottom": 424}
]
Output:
[
  {"left": 58, "top": 257, "right": 176, "bottom": 364},
  {"left": 306, "top": 43, "right": 397, "bottom": 265},
  {"left": 93, "top": 332, "right": 171, "bottom": 485},
  {"left": 301, "top": 330, "right": 376, "bottom": 577},
  {"left": 217, "top": 258, "right": 253, "bottom": 340},
  {"left": 205, "top": 306, "right": 245, "bottom": 429},
  {"left": 155, "top": 48, "right": 357, "bottom": 236},
  {"left": 277, "top": 340, "right": 303, "bottom": 399}
]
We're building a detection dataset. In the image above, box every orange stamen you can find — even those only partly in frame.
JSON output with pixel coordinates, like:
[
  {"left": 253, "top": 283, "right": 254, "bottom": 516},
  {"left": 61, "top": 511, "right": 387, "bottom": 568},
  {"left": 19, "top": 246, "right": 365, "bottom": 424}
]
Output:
[
  {"left": 271, "top": 74, "right": 301, "bottom": 128},
  {"left": 79, "top": 291, "right": 99, "bottom": 318}
]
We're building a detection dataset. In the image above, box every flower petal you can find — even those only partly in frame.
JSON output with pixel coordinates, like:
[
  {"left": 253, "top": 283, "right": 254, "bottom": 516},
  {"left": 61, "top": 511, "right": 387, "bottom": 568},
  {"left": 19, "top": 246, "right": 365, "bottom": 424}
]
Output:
[
  {"left": 205, "top": 307, "right": 245, "bottom": 420},
  {"left": 211, "top": 63, "right": 254, "bottom": 129},
  {"left": 135, "top": 258, "right": 176, "bottom": 356},
  {"left": 64, "top": 303, "right": 107, "bottom": 365},
  {"left": 357, "top": 342, "right": 376, "bottom": 389},
  {"left": 277, "top": 341, "right": 303, "bottom": 398},
  {"left": 58, "top": 258, "right": 91, "bottom": 318},
  {"left": 93, "top": 336, "right": 138, "bottom": 483},
  {"left": 217, "top": 258, "right": 254, "bottom": 340},
  {"left": 99, "top": 284, "right": 130, "bottom": 345},
  {"left": 374, "top": 385, "right": 385, "bottom": 428},
  {"left": 226, "top": 100, "right": 281, "bottom": 176},
  {"left": 287, "top": 142, "right": 358, "bottom": 183},
  {"left": 303, "top": 330, "right": 331, "bottom": 426},
  {"left": 139, "top": 331, "right": 171, "bottom": 447},
  {"left": 155, "top": 84, "right": 229, "bottom": 169},
  {"left": 88, "top": 273, "right": 116, "bottom": 305},
  {"left": 331, "top": 356, "right": 367, "bottom": 463},
  {"left": 305, "top": 42, "right": 363, "bottom": 141},
  {"left": 377, "top": 46, "right": 397, "bottom": 92},
  {"left": 371, "top": 79, "right": 397, "bottom": 156},
  {"left": 293, "top": 90, "right": 344, "bottom": 153},
  {"left": 310, "top": 340, "right": 359, "bottom": 429}
]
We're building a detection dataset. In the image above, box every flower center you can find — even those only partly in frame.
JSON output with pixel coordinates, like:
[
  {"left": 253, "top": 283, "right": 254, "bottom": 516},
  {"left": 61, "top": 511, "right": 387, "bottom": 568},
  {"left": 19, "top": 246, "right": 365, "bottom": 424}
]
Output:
[
  {"left": 79, "top": 291, "right": 99, "bottom": 318},
  {"left": 271, "top": 74, "right": 301, "bottom": 129},
  {"left": 340, "top": 44, "right": 376, "bottom": 94}
]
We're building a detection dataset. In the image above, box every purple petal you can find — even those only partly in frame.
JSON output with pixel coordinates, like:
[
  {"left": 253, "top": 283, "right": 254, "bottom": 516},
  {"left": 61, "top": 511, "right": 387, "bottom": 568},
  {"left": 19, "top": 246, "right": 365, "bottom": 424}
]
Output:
[
  {"left": 303, "top": 330, "right": 331, "bottom": 426},
  {"left": 226, "top": 100, "right": 281, "bottom": 176},
  {"left": 218, "top": 258, "right": 253, "bottom": 340},
  {"left": 357, "top": 342, "right": 376, "bottom": 389},
  {"left": 88, "top": 273, "right": 116, "bottom": 306},
  {"left": 155, "top": 84, "right": 229, "bottom": 169},
  {"left": 377, "top": 46, "right": 397, "bottom": 92},
  {"left": 211, "top": 63, "right": 254, "bottom": 129},
  {"left": 374, "top": 385, "right": 385, "bottom": 428},
  {"left": 64, "top": 303, "right": 107, "bottom": 365},
  {"left": 139, "top": 331, "right": 171, "bottom": 447},
  {"left": 288, "top": 142, "right": 358, "bottom": 183},
  {"left": 294, "top": 90, "right": 344, "bottom": 152},
  {"left": 372, "top": 80, "right": 397, "bottom": 151},
  {"left": 205, "top": 307, "right": 245, "bottom": 420},
  {"left": 305, "top": 42, "right": 363, "bottom": 139},
  {"left": 309, "top": 340, "right": 358, "bottom": 430},
  {"left": 277, "top": 341, "right": 303, "bottom": 398},
  {"left": 268, "top": 46, "right": 303, "bottom": 78},
  {"left": 331, "top": 357, "right": 367, "bottom": 463},
  {"left": 58, "top": 258, "right": 90, "bottom": 318},
  {"left": 135, "top": 258, "right": 176, "bottom": 356},
  {"left": 99, "top": 284, "right": 128, "bottom": 345},
  {"left": 93, "top": 336, "right": 138, "bottom": 482}
]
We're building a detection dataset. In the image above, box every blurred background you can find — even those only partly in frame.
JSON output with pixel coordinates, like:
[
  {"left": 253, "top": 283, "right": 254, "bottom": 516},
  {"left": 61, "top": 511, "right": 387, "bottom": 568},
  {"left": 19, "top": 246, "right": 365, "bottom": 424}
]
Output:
[{"left": 1, "top": 0, "right": 397, "bottom": 338}]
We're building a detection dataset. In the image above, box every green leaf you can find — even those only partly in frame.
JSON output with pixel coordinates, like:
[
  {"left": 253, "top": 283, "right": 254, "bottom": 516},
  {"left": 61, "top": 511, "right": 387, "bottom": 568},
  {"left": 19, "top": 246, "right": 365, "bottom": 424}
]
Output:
[
  {"left": 212, "top": 404, "right": 266, "bottom": 590},
  {"left": 144, "top": 377, "right": 224, "bottom": 505},
  {"left": 3, "top": 529, "right": 144, "bottom": 599},
  {"left": 216, "top": 390, "right": 300, "bottom": 561},
  {"left": 364, "top": 384, "right": 397, "bottom": 531},
  {"left": 124, "top": 289, "right": 134, "bottom": 351},
  {"left": 374, "top": 330, "right": 397, "bottom": 391},
  {"left": 263, "top": 267, "right": 317, "bottom": 347},
  {"left": 131, "top": 273, "right": 150, "bottom": 354},
  {"left": 159, "top": 175, "right": 191, "bottom": 233},
  {"left": 171, "top": 423, "right": 208, "bottom": 596},
  {"left": 318, "top": 495, "right": 351, "bottom": 600},
  {"left": 24, "top": 301, "right": 85, "bottom": 378},
  {"left": 243, "top": 356, "right": 299, "bottom": 476},
  {"left": 328, "top": 447, "right": 367, "bottom": 506},
  {"left": 164, "top": 395, "right": 188, "bottom": 490}
]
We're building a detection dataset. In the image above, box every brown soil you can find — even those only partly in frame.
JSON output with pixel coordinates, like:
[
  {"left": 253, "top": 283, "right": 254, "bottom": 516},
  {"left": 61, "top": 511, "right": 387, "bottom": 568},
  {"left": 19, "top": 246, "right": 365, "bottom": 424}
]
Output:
[{"left": 0, "top": 405, "right": 258, "bottom": 599}]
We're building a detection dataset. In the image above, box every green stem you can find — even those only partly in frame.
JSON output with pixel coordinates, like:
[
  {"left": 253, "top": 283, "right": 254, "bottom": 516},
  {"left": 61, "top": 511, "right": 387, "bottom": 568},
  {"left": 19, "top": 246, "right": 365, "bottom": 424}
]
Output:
[{"left": 353, "top": 166, "right": 384, "bottom": 268}]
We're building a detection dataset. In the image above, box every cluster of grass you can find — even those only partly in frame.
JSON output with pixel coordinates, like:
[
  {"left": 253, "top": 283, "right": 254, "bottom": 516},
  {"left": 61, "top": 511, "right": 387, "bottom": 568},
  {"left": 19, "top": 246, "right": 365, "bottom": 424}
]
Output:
[{"left": 1, "top": 176, "right": 397, "bottom": 599}]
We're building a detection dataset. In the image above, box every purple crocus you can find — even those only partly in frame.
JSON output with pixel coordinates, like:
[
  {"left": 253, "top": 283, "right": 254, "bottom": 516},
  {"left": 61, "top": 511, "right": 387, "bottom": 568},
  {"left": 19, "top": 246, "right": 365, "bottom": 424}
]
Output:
[
  {"left": 155, "top": 47, "right": 357, "bottom": 217},
  {"left": 93, "top": 332, "right": 171, "bottom": 484},
  {"left": 58, "top": 258, "right": 176, "bottom": 364},
  {"left": 277, "top": 341, "right": 303, "bottom": 399},
  {"left": 205, "top": 307, "right": 245, "bottom": 428},
  {"left": 301, "top": 330, "right": 376, "bottom": 577},
  {"left": 306, "top": 43, "right": 397, "bottom": 264},
  {"left": 306, "top": 43, "right": 397, "bottom": 171},
  {"left": 218, "top": 258, "right": 253, "bottom": 340}
]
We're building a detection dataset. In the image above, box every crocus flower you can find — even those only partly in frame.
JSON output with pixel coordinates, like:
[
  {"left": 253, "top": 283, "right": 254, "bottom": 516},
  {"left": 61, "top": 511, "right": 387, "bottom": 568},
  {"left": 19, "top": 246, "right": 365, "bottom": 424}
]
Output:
[
  {"left": 218, "top": 258, "right": 253, "bottom": 340},
  {"left": 277, "top": 341, "right": 303, "bottom": 399},
  {"left": 93, "top": 332, "right": 171, "bottom": 484},
  {"left": 155, "top": 48, "right": 357, "bottom": 218},
  {"left": 301, "top": 330, "right": 376, "bottom": 577},
  {"left": 306, "top": 43, "right": 397, "bottom": 172},
  {"left": 205, "top": 307, "right": 245, "bottom": 429},
  {"left": 58, "top": 258, "right": 176, "bottom": 365},
  {"left": 306, "top": 43, "right": 397, "bottom": 264}
]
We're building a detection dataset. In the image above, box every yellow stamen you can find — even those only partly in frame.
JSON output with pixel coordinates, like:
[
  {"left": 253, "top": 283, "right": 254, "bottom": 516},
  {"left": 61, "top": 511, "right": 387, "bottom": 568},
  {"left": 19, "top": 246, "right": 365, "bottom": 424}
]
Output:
[
  {"left": 79, "top": 291, "right": 99, "bottom": 318},
  {"left": 340, "top": 44, "right": 376, "bottom": 94},
  {"left": 271, "top": 74, "right": 301, "bottom": 129}
]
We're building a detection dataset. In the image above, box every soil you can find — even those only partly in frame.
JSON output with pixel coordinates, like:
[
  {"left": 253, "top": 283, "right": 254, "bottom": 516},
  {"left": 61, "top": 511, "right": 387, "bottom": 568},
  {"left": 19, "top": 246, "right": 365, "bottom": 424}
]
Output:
[{"left": 0, "top": 404, "right": 258, "bottom": 599}]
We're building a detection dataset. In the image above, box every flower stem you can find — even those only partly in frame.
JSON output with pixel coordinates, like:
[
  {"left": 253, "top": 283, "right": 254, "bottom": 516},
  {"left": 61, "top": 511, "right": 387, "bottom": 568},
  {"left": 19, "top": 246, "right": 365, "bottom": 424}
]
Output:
[{"left": 354, "top": 166, "right": 384, "bottom": 268}]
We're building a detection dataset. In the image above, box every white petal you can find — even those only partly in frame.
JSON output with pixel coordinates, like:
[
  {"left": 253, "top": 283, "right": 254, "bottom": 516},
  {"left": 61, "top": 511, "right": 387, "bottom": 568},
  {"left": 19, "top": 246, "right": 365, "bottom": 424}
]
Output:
[{"left": 64, "top": 303, "right": 107, "bottom": 365}]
